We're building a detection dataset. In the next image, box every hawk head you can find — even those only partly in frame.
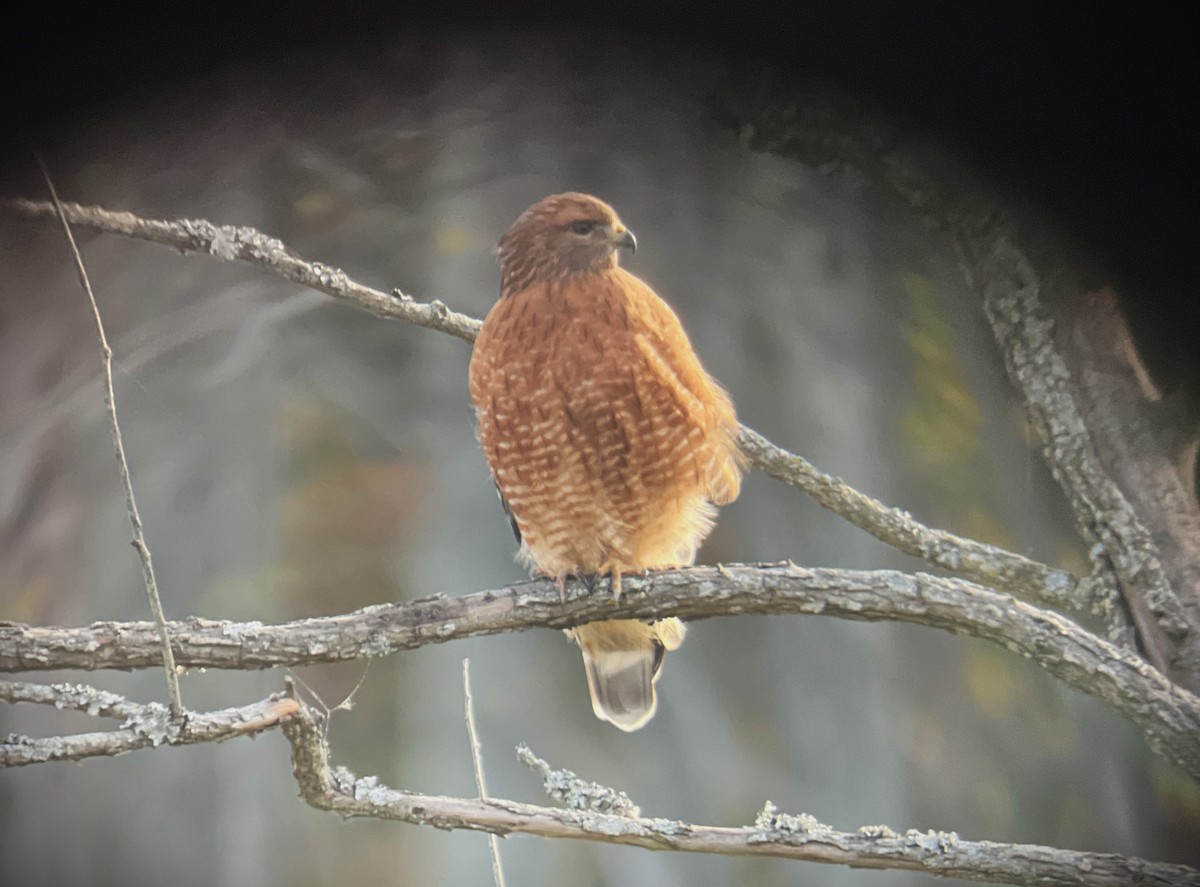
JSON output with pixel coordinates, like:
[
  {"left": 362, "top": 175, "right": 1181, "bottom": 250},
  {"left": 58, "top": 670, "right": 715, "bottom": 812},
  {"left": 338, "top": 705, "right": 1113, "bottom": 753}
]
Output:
[{"left": 497, "top": 192, "right": 637, "bottom": 297}]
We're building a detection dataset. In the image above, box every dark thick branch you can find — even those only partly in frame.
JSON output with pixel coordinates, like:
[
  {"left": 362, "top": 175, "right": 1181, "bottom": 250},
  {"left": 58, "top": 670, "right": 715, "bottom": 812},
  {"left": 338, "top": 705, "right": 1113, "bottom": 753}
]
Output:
[
  {"left": 3, "top": 564, "right": 1197, "bottom": 778},
  {"left": 0, "top": 680, "right": 299, "bottom": 767},
  {"left": 4, "top": 197, "right": 1089, "bottom": 618},
  {"left": 717, "top": 80, "right": 1197, "bottom": 689},
  {"left": 282, "top": 704, "right": 1197, "bottom": 887},
  {"left": 989, "top": 283, "right": 1200, "bottom": 689},
  {"left": 979, "top": 264, "right": 1195, "bottom": 686}
]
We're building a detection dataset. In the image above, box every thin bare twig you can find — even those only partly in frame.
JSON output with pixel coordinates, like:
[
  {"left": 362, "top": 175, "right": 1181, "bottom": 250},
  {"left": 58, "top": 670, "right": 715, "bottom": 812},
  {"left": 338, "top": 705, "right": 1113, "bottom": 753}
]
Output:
[
  {"left": 4, "top": 564, "right": 1198, "bottom": 779},
  {"left": 33, "top": 171, "right": 184, "bottom": 718},
  {"left": 0, "top": 680, "right": 297, "bottom": 767},
  {"left": 285, "top": 662, "right": 371, "bottom": 744},
  {"left": 281, "top": 704, "right": 1197, "bottom": 887},
  {"left": 463, "top": 659, "right": 507, "bottom": 887},
  {"left": 3, "top": 197, "right": 1090, "bottom": 617}
]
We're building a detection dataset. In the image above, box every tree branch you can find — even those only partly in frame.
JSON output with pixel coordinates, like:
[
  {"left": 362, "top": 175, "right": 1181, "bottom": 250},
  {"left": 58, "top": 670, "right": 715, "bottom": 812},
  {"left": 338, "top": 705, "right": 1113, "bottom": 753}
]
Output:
[
  {"left": 0, "top": 679, "right": 298, "bottom": 767},
  {"left": 3, "top": 564, "right": 1197, "bottom": 779},
  {"left": 4, "top": 197, "right": 482, "bottom": 342},
  {"left": 281, "top": 703, "right": 1198, "bottom": 887},
  {"left": 0, "top": 678, "right": 148, "bottom": 720},
  {"left": 737, "top": 428, "right": 1088, "bottom": 613},
  {"left": 3, "top": 197, "right": 1090, "bottom": 620}
]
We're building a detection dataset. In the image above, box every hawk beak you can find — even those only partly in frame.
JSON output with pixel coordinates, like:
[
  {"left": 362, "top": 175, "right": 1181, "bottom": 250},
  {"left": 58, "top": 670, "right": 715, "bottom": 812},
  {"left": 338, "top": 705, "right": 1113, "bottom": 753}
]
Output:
[{"left": 614, "top": 227, "right": 637, "bottom": 254}]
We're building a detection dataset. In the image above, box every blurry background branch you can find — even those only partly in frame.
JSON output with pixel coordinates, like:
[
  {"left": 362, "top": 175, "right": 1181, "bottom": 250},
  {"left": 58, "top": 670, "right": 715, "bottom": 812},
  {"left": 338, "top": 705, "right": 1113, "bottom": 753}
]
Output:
[
  {"left": 281, "top": 700, "right": 1197, "bottom": 887},
  {"left": 4, "top": 198, "right": 1108, "bottom": 627},
  {"left": 3, "top": 564, "right": 1198, "bottom": 779}
]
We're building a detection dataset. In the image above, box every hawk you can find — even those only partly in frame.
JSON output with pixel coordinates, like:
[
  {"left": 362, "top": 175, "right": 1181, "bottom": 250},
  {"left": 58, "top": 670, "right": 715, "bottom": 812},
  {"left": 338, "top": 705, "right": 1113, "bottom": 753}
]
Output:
[{"left": 469, "top": 192, "right": 745, "bottom": 730}]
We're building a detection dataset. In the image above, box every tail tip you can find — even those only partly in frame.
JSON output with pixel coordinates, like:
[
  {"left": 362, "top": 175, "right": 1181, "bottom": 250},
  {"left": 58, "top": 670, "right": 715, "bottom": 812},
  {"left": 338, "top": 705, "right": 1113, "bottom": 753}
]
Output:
[{"left": 593, "top": 696, "right": 658, "bottom": 732}]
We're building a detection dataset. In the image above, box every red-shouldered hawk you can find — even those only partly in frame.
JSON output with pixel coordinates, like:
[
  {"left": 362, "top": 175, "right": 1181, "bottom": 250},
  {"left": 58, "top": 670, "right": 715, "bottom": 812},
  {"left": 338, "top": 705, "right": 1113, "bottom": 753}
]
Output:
[{"left": 469, "top": 193, "right": 745, "bottom": 730}]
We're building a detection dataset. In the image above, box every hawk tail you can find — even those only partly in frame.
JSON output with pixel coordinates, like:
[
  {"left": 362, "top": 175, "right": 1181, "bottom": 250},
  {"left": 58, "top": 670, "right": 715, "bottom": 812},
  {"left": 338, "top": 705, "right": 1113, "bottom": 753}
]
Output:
[{"left": 571, "top": 618, "right": 685, "bottom": 732}]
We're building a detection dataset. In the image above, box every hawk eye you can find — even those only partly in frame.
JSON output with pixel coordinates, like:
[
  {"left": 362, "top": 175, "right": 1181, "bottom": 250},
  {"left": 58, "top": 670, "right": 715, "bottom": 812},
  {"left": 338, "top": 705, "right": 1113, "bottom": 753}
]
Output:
[{"left": 570, "top": 220, "right": 596, "bottom": 236}]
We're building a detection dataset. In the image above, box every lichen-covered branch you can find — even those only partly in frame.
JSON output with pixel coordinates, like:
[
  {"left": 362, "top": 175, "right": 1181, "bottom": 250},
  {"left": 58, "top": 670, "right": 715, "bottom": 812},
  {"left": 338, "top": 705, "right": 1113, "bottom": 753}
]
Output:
[
  {"left": 738, "top": 428, "right": 1086, "bottom": 612},
  {"left": 5, "top": 197, "right": 483, "bottom": 342},
  {"left": 0, "top": 678, "right": 149, "bottom": 721},
  {"left": 282, "top": 704, "right": 1197, "bottom": 887},
  {"left": 3, "top": 197, "right": 1086, "bottom": 617},
  {"left": 4, "top": 564, "right": 1198, "bottom": 778},
  {"left": 0, "top": 680, "right": 299, "bottom": 767}
]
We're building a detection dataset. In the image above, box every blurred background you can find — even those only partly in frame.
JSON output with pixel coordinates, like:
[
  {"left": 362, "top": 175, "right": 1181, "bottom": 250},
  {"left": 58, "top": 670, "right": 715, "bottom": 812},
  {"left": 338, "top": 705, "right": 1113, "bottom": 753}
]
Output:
[{"left": 1, "top": 8, "right": 1197, "bottom": 887}]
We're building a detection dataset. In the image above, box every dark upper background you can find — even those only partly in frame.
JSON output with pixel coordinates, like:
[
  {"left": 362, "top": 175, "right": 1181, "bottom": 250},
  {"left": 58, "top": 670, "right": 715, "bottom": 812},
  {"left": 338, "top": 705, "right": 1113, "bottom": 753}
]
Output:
[{"left": 3, "top": 2, "right": 1193, "bottom": 379}]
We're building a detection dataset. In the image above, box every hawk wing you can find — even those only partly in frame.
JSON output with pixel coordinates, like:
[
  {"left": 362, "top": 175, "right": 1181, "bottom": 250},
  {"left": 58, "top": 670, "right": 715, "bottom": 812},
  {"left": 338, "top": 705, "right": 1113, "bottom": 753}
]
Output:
[{"left": 615, "top": 267, "right": 745, "bottom": 505}]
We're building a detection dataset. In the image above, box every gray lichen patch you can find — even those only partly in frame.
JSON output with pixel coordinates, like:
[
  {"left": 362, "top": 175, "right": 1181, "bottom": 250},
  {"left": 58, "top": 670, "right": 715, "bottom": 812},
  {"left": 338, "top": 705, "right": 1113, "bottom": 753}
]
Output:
[
  {"left": 750, "top": 801, "right": 847, "bottom": 848},
  {"left": 119, "top": 701, "right": 176, "bottom": 746},
  {"left": 903, "top": 827, "right": 961, "bottom": 855},
  {"left": 46, "top": 681, "right": 129, "bottom": 717},
  {"left": 516, "top": 743, "right": 640, "bottom": 818}
]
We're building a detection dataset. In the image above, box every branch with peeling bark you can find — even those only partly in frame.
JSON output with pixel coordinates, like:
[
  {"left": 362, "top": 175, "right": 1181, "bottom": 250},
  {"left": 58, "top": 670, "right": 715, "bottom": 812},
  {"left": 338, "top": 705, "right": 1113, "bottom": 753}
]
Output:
[
  {"left": 280, "top": 702, "right": 1197, "bottom": 887},
  {"left": 3, "top": 564, "right": 1199, "bottom": 779}
]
